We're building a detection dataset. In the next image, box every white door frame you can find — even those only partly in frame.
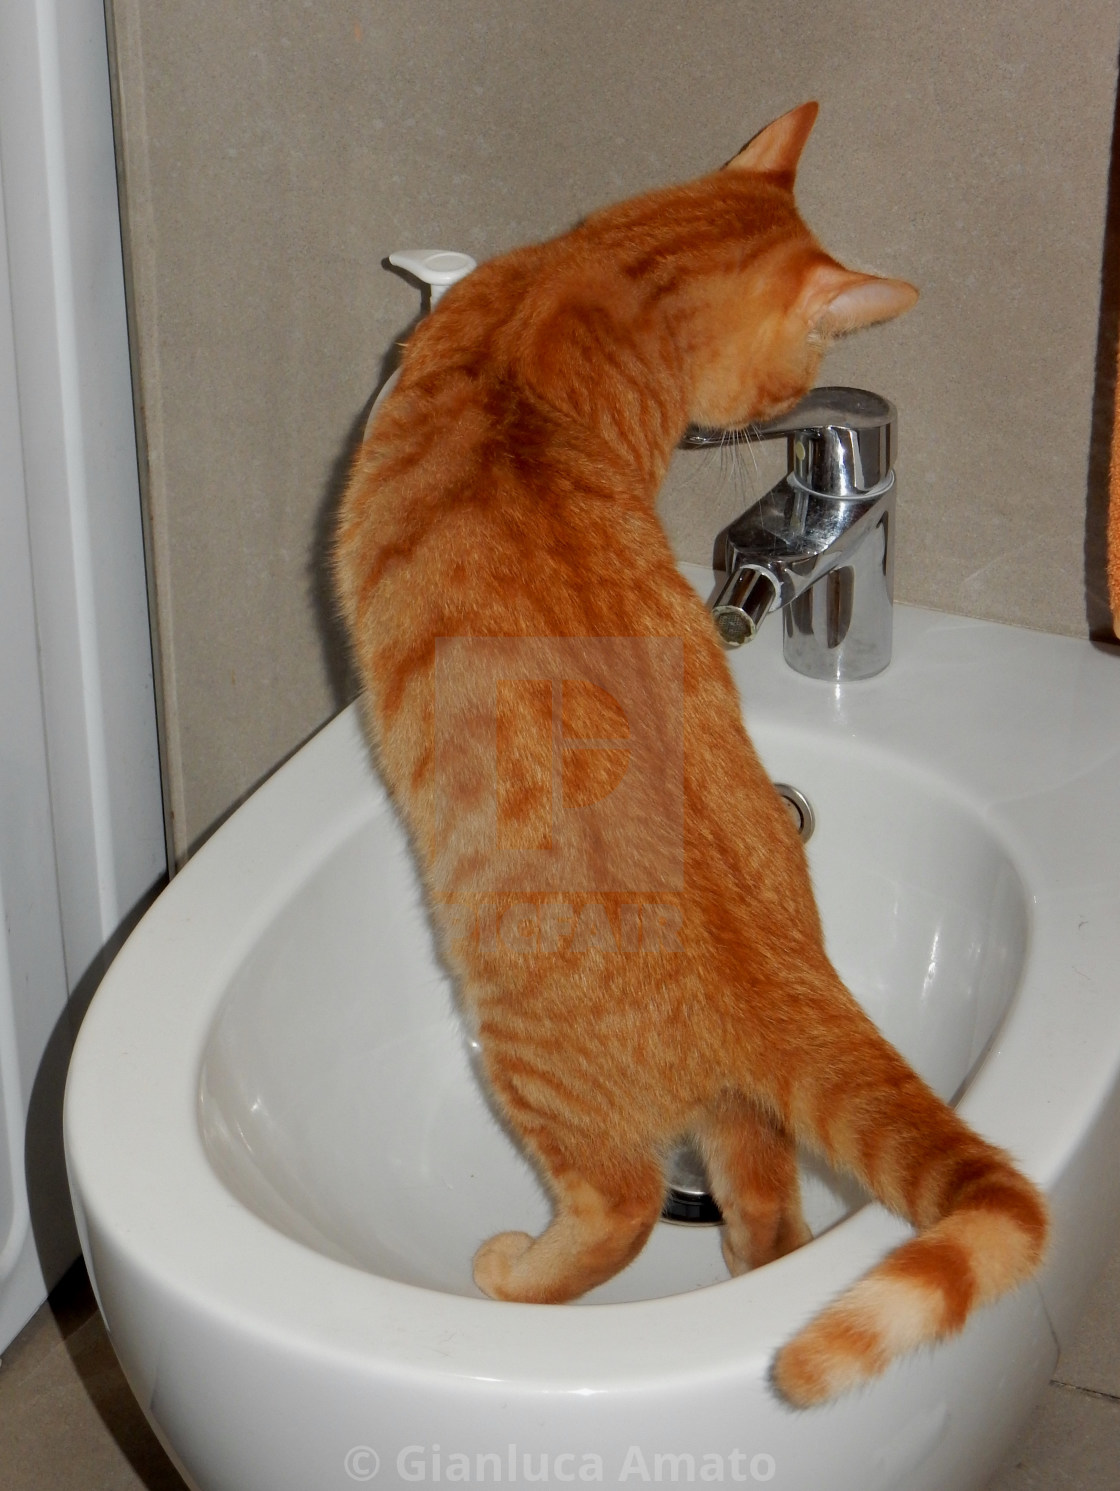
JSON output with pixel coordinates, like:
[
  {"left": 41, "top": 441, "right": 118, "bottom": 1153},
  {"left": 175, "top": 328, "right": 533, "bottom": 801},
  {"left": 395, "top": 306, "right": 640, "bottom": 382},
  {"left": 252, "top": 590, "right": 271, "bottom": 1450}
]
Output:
[{"left": 0, "top": 0, "right": 166, "bottom": 1348}]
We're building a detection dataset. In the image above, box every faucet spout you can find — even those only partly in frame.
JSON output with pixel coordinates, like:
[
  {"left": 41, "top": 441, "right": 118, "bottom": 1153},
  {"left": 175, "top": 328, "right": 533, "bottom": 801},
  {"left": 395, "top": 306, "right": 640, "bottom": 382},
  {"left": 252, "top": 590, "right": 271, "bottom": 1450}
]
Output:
[
  {"left": 711, "top": 566, "right": 780, "bottom": 645},
  {"left": 685, "top": 388, "right": 899, "bottom": 681}
]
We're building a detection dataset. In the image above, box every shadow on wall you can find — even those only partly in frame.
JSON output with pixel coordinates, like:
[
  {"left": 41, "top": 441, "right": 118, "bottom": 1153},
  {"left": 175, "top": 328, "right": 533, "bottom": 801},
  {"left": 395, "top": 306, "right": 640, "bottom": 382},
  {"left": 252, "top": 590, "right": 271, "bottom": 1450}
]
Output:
[
  {"left": 179, "top": 279, "right": 421, "bottom": 864},
  {"left": 306, "top": 273, "right": 426, "bottom": 717},
  {"left": 1085, "top": 45, "right": 1120, "bottom": 642},
  {"left": 173, "top": 275, "right": 423, "bottom": 865}
]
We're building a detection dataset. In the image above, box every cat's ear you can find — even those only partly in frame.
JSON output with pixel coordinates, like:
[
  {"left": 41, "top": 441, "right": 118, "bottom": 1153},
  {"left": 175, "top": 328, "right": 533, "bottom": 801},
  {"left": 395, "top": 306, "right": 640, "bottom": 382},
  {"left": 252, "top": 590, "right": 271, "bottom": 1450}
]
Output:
[
  {"left": 724, "top": 102, "right": 820, "bottom": 184},
  {"left": 801, "top": 263, "right": 919, "bottom": 337}
]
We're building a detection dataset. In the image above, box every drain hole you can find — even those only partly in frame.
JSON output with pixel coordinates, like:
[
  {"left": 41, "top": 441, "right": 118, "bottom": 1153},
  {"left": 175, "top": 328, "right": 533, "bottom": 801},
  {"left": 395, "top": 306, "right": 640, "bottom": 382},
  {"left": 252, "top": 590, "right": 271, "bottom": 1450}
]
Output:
[
  {"left": 774, "top": 783, "right": 815, "bottom": 843},
  {"left": 662, "top": 1188, "right": 723, "bottom": 1225},
  {"left": 661, "top": 1142, "right": 723, "bottom": 1227}
]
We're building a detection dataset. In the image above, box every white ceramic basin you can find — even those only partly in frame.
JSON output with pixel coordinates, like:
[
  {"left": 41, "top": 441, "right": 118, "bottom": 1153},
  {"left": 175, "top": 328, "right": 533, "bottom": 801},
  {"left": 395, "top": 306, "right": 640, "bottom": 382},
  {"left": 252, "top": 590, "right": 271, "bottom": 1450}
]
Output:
[
  {"left": 65, "top": 565, "right": 1120, "bottom": 1491},
  {"left": 199, "top": 717, "right": 1028, "bottom": 1305}
]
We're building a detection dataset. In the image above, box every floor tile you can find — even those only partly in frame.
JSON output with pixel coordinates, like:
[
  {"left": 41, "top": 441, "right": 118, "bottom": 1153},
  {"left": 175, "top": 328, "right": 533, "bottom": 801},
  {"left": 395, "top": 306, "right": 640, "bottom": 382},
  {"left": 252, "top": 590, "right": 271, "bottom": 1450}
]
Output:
[
  {"left": 0, "top": 1263, "right": 186, "bottom": 1491},
  {"left": 985, "top": 1380, "right": 1120, "bottom": 1491},
  {"left": 3, "top": 1251, "right": 1120, "bottom": 1491},
  {"left": 1053, "top": 1232, "right": 1120, "bottom": 1398}
]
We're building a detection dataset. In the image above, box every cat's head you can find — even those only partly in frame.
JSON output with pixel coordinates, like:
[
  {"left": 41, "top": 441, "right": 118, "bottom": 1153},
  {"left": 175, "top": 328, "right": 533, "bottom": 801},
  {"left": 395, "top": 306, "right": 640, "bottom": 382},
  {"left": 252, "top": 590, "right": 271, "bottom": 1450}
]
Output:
[
  {"left": 422, "top": 105, "right": 915, "bottom": 446},
  {"left": 635, "top": 102, "right": 918, "bottom": 430}
]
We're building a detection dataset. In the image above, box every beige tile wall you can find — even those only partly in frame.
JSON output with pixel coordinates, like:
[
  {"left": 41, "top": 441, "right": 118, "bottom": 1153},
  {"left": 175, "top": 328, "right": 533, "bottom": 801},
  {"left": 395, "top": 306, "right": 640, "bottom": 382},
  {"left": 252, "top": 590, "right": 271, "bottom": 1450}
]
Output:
[{"left": 105, "top": 0, "right": 1120, "bottom": 860}]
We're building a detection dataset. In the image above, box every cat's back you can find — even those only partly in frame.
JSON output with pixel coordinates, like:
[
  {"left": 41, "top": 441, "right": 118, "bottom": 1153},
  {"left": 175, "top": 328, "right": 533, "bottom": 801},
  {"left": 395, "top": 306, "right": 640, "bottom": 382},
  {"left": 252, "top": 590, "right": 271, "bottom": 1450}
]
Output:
[{"left": 334, "top": 228, "right": 698, "bottom": 670}]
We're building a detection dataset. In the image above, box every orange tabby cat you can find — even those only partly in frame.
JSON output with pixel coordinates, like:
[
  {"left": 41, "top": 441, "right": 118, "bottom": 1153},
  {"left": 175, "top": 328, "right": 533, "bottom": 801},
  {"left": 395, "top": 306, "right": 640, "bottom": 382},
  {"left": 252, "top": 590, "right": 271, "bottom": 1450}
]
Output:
[{"left": 334, "top": 102, "right": 1047, "bottom": 1406}]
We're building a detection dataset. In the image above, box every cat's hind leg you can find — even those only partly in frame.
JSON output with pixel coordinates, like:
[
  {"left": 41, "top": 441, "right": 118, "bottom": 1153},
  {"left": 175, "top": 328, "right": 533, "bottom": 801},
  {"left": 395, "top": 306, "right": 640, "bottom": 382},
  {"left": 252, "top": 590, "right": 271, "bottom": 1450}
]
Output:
[
  {"left": 473, "top": 1157, "right": 663, "bottom": 1303},
  {"left": 698, "top": 1094, "right": 811, "bottom": 1275}
]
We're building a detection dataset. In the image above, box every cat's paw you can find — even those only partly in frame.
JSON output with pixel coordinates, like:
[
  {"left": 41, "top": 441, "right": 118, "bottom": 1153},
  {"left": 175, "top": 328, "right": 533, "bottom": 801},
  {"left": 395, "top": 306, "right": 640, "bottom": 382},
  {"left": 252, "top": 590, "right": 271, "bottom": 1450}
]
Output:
[
  {"left": 721, "top": 1214, "right": 811, "bottom": 1276},
  {"left": 780, "top": 1216, "right": 813, "bottom": 1255},
  {"left": 721, "top": 1232, "right": 753, "bottom": 1277},
  {"left": 473, "top": 1231, "right": 535, "bottom": 1298}
]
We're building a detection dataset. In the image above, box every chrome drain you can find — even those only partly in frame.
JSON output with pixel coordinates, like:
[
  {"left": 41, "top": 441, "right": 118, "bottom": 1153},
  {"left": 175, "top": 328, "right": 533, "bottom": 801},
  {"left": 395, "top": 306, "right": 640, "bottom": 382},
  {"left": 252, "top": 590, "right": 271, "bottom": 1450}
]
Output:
[
  {"left": 661, "top": 1142, "right": 723, "bottom": 1226},
  {"left": 773, "top": 783, "right": 815, "bottom": 843}
]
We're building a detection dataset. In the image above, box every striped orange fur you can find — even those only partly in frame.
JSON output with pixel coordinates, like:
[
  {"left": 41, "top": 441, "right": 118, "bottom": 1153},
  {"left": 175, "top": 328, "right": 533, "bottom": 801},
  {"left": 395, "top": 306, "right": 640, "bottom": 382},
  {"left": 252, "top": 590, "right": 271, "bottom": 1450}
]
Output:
[{"left": 334, "top": 103, "right": 1047, "bottom": 1406}]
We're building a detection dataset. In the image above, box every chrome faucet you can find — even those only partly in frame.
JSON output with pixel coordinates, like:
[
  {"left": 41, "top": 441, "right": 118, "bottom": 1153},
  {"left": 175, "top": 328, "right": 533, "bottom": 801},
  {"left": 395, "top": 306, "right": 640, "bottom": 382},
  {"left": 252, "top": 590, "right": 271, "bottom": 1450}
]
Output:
[{"left": 683, "top": 388, "right": 899, "bottom": 681}]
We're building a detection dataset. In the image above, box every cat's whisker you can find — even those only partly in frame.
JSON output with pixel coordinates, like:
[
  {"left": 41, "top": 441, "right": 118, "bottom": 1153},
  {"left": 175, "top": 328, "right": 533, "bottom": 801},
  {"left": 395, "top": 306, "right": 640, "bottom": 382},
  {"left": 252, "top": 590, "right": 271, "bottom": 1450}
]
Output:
[{"left": 676, "top": 439, "right": 720, "bottom": 492}]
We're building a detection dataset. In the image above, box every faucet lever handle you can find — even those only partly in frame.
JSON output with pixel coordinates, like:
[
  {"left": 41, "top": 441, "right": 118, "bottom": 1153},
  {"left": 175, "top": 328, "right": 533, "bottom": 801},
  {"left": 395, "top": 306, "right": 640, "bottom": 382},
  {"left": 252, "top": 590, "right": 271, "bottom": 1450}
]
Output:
[{"left": 684, "top": 385, "right": 897, "bottom": 497}]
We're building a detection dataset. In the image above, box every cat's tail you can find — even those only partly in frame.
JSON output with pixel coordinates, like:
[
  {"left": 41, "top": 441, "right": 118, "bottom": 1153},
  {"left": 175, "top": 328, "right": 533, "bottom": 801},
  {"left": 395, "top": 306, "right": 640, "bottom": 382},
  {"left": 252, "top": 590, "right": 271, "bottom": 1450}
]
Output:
[{"left": 770, "top": 1011, "right": 1049, "bottom": 1407}]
